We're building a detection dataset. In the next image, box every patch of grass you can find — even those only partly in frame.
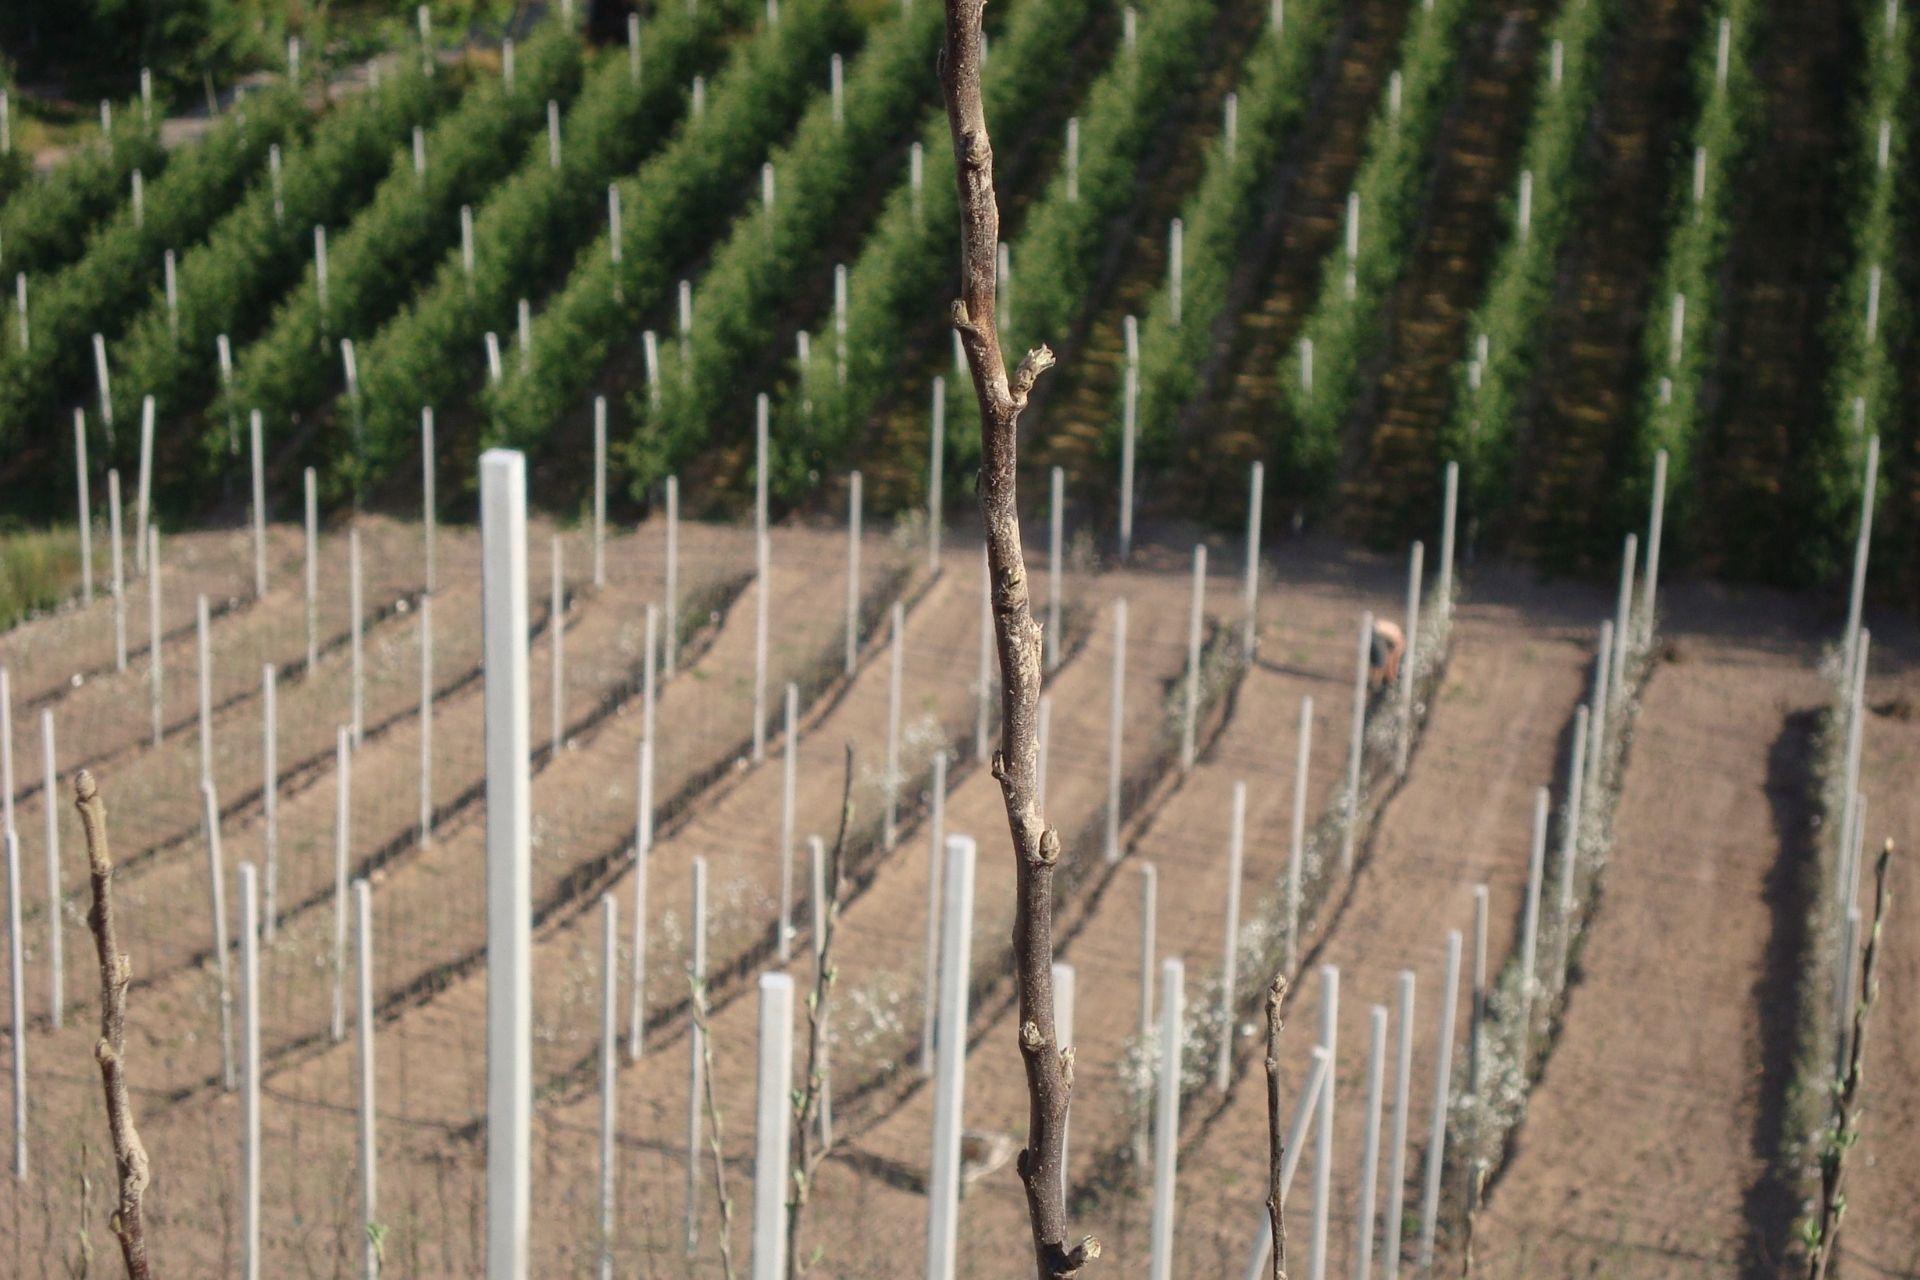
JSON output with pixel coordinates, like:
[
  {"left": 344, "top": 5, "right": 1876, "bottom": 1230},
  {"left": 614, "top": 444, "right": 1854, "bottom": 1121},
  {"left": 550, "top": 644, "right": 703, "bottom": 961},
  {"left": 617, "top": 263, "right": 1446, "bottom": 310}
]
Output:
[{"left": 0, "top": 525, "right": 81, "bottom": 629}]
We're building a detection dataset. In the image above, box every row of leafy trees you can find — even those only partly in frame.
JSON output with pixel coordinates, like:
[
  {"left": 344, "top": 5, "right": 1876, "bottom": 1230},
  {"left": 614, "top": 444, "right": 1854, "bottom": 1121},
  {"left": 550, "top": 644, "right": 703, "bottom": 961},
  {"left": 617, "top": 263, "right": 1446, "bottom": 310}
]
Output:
[
  {"left": 1275, "top": 0, "right": 1481, "bottom": 502},
  {"left": 1126, "top": 0, "right": 1343, "bottom": 475},
  {"left": 612, "top": 0, "right": 948, "bottom": 492},
  {"left": 473, "top": 0, "right": 857, "bottom": 489},
  {"left": 0, "top": 97, "right": 165, "bottom": 282}
]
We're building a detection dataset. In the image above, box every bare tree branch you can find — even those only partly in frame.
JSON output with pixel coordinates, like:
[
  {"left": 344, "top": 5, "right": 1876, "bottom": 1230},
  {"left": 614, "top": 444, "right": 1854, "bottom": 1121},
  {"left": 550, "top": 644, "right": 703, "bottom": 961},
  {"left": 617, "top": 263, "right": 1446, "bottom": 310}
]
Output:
[
  {"left": 691, "top": 977, "right": 738, "bottom": 1280},
  {"left": 74, "top": 770, "right": 153, "bottom": 1280},
  {"left": 786, "top": 746, "right": 855, "bottom": 1279},
  {"left": 1264, "top": 975, "right": 1290, "bottom": 1280},
  {"left": 939, "top": 2, "right": 1095, "bottom": 1276},
  {"left": 1808, "top": 839, "right": 1895, "bottom": 1280}
]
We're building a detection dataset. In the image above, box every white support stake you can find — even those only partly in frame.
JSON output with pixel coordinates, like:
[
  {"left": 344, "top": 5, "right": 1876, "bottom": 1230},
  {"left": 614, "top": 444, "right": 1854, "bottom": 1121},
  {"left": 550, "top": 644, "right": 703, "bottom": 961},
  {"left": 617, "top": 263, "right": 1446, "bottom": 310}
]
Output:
[
  {"left": 597, "top": 893, "right": 617, "bottom": 1280},
  {"left": 480, "top": 449, "right": 532, "bottom": 1280},
  {"left": 780, "top": 682, "right": 798, "bottom": 962},
  {"left": 1048, "top": 466, "right": 1064, "bottom": 672},
  {"left": 1147, "top": 957, "right": 1185, "bottom": 1280},
  {"left": 1119, "top": 363, "right": 1138, "bottom": 560},
  {"left": 39, "top": 712, "right": 60, "bottom": 1029},
  {"left": 4, "top": 830, "right": 21, "bottom": 1179},
  {"left": 1517, "top": 787, "right": 1549, "bottom": 1055},
  {"left": 592, "top": 398, "right": 607, "bottom": 588},
  {"left": 304, "top": 469, "right": 319, "bottom": 672},
  {"left": 262, "top": 668, "right": 278, "bottom": 940},
  {"left": 886, "top": 602, "right": 906, "bottom": 845},
  {"left": 355, "top": 880, "right": 377, "bottom": 1279},
  {"left": 239, "top": 862, "right": 260, "bottom": 1280},
  {"left": 845, "top": 472, "right": 863, "bottom": 674},
  {"left": 1416, "top": 931, "right": 1463, "bottom": 1271},
  {"left": 1054, "top": 961, "right": 1076, "bottom": 1198},
  {"left": 196, "top": 595, "right": 213, "bottom": 783},
  {"left": 1105, "top": 600, "right": 1129, "bottom": 860},
  {"left": 1640, "top": 450, "right": 1668, "bottom": 644},
  {"left": 1354, "top": 1005, "right": 1388, "bottom": 1280},
  {"left": 1342, "top": 613, "right": 1373, "bottom": 873},
  {"left": 109, "top": 470, "right": 126, "bottom": 671},
  {"left": 751, "top": 972, "right": 795, "bottom": 1280},
  {"left": 1243, "top": 463, "right": 1263, "bottom": 658},
  {"left": 1609, "top": 533, "right": 1636, "bottom": 719},
  {"left": 135, "top": 397, "right": 154, "bottom": 573},
  {"left": 1215, "top": 781, "right": 1246, "bottom": 1092},
  {"left": 753, "top": 533, "right": 770, "bottom": 764},
  {"left": 929, "top": 378, "right": 945, "bottom": 572},
  {"left": 1843, "top": 435, "right": 1879, "bottom": 673},
  {"left": 1310, "top": 965, "right": 1339, "bottom": 1280},
  {"left": 1180, "top": 544, "right": 1206, "bottom": 771},
  {"left": 76, "top": 414, "right": 93, "bottom": 605},
  {"left": 332, "top": 728, "right": 352, "bottom": 1043},
  {"left": 924, "top": 835, "right": 977, "bottom": 1280},
  {"left": 1397, "top": 542, "right": 1424, "bottom": 776},
  {"left": 684, "top": 857, "right": 707, "bottom": 1250},
  {"left": 1287, "top": 695, "right": 1313, "bottom": 973},
  {"left": 919, "top": 749, "right": 948, "bottom": 1073},
  {"left": 1383, "top": 970, "right": 1417, "bottom": 1280},
  {"left": 351, "top": 526, "right": 365, "bottom": 744},
  {"left": 249, "top": 410, "right": 268, "bottom": 598},
  {"left": 201, "top": 780, "right": 236, "bottom": 1092}
]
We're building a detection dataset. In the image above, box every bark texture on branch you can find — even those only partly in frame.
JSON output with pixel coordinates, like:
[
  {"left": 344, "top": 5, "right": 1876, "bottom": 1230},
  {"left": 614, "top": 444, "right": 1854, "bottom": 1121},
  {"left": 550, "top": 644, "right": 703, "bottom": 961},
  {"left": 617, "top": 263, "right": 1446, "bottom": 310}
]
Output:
[
  {"left": 74, "top": 770, "right": 154, "bottom": 1280},
  {"left": 1265, "top": 975, "right": 1290, "bottom": 1280},
  {"left": 938, "top": 3, "right": 1088, "bottom": 1275}
]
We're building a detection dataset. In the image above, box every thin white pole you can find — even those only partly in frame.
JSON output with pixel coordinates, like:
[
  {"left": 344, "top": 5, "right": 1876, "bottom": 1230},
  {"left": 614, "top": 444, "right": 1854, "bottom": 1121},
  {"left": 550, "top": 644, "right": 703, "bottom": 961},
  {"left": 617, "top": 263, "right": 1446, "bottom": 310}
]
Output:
[
  {"left": 135, "top": 397, "right": 154, "bottom": 574},
  {"left": 332, "top": 727, "right": 352, "bottom": 1043},
  {"left": 1048, "top": 466, "right": 1064, "bottom": 673},
  {"left": 200, "top": 779, "right": 235, "bottom": 1091},
  {"left": 887, "top": 602, "right": 905, "bottom": 846},
  {"left": 0, "top": 672, "right": 11, "bottom": 841},
  {"left": 1342, "top": 613, "right": 1373, "bottom": 874},
  {"left": 239, "top": 862, "right": 260, "bottom": 1280},
  {"left": 1054, "top": 959, "right": 1076, "bottom": 1200},
  {"left": 148, "top": 529, "right": 163, "bottom": 745},
  {"left": 1180, "top": 544, "right": 1206, "bottom": 771},
  {"left": 1383, "top": 970, "right": 1416, "bottom": 1280},
  {"left": 1554, "top": 705, "right": 1589, "bottom": 986},
  {"left": 592, "top": 397, "right": 608, "bottom": 589},
  {"left": 1105, "top": 600, "right": 1129, "bottom": 861},
  {"left": 1119, "top": 363, "right": 1138, "bottom": 561},
  {"left": 1843, "top": 435, "right": 1880, "bottom": 674},
  {"left": 1136, "top": 859, "right": 1158, "bottom": 1163},
  {"left": 1589, "top": 621, "right": 1612, "bottom": 799},
  {"left": 1215, "top": 781, "right": 1246, "bottom": 1091},
  {"left": 39, "top": 712, "right": 60, "bottom": 1029},
  {"left": 109, "top": 469, "right": 126, "bottom": 671},
  {"left": 262, "top": 668, "right": 278, "bottom": 941},
  {"left": 753, "top": 532, "right": 769, "bottom": 764},
  {"left": 249, "top": 410, "right": 268, "bottom": 598},
  {"left": 845, "top": 472, "right": 862, "bottom": 674},
  {"left": 1287, "top": 695, "right": 1313, "bottom": 974},
  {"left": 598, "top": 892, "right": 617, "bottom": 1280},
  {"left": 419, "top": 593, "right": 434, "bottom": 846},
  {"left": 780, "top": 682, "right": 798, "bottom": 962},
  {"left": 975, "top": 547, "right": 992, "bottom": 762},
  {"left": 1354, "top": 1005, "right": 1388, "bottom": 1280},
  {"left": 1240, "top": 1045, "right": 1334, "bottom": 1280},
  {"left": 1417, "top": 931, "right": 1463, "bottom": 1271},
  {"left": 1608, "top": 533, "right": 1636, "bottom": 719},
  {"left": 664, "top": 476, "right": 680, "bottom": 679},
  {"left": 755, "top": 393, "right": 770, "bottom": 546},
  {"left": 1243, "top": 463, "right": 1264, "bottom": 658},
  {"left": 1517, "top": 786, "right": 1550, "bottom": 1053},
  {"left": 422, "top": 408, "right": 437, "bottom": 595},
  {"left": 350, "top": 526, "right": 365, "bottom": 745},
  {"left": 1437, "top": 461, "right": 1459, "bottom": 621},
  {"left": 76, "top": 413, "right": 93, "bottom": 605},
  {"left": 355, "top": 879, "right": 377, "bottom": 1279},
  {"left": 1309, "top": 965, "right": 1340, "bottom": 1280},
  {"left": 1396, "top": 542, "right": 1424, "bottom": 775},
  {"left": 684, "top": 856, "right": 708, "bottom": 1251},
  {"left": 551, "top": 539, "right": 566, "bottom": 755},
  {"left": 925, "top": 835, "right": 978, "bottom": 1280},
  {"left": 1037, "top": 695, "right": 1053, "bottom": 812},
  {"left": 4, "top": 829, "right": 22, "bottom": 1179},
  {"left": 304, "top": 469, "right": 319, "bottom": 673},
  {"left": 480, "top": 449, "right": 532, "bottom": 1280},
  {"left": 920, "top": 748, "right": 950, "bottom": 1070},
  {"left": 751, "top": 971, "right": 796, "bottom": 1280},
  {"left": 196, "top": 595, "right": 213, "bottom": 783},
  {"left": 1148, "top": 957, "right": 1185, "bottom": 1280},
  {"left": 628, "top": 735, "right": 653, "bottom": 1061},
  {"left": 1639, "top": 450, "right": 1668, "bottom": 644},
  {"left": 928, "top": 379, "right": 945, "bottom": 574}
]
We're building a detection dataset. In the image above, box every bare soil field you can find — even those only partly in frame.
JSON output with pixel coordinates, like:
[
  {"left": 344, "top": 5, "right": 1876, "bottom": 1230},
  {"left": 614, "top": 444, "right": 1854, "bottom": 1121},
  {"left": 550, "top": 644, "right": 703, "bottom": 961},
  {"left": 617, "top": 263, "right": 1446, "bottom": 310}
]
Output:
[{"left": 1473, "top": 587, "right": 1829, "bottom": 1277}]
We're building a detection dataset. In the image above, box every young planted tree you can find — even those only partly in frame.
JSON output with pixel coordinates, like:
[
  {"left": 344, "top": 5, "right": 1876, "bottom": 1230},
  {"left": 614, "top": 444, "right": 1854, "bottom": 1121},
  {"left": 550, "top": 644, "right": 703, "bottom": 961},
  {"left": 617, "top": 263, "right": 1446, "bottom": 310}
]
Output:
[{"left": 937, "top": 4, "right": 1092, "bottom": 1275}]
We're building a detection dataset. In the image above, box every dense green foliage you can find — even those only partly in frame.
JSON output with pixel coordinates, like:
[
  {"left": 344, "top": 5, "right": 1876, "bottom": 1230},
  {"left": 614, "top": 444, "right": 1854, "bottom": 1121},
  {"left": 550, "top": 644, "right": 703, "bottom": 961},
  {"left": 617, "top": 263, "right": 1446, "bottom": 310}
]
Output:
[
  {"left": 0, "top": 86, "right": 310, "bottom": 457},
  {"left": 222, "top": 22, "right": 589, "bottom": 450},
  {"left": 0, "top": 101, "right": 165, "bottom": 281},
  {"left": 1443, "top": 0, "right": 1614, "bottom": 527},
  {"left": 772, "top": 0, "right": 1104, "bottom": 492},
  {"left": 631, "top": 0, "right": 945, "bottom": 488},
  {"left": 106, "top": 61, "right": 455, "bottom": 481},
  {"left": 477, "top": 0, "right": 857, "bottom": 479},
  {"left": 1277, "top": 0, "right": 1480, "bottom": 499},
  {"left": 1623, "top": 0, "right": 1761, "bottom": 547},
  {"left": 333, "top": 0, "right": 743, "bottom": 498},
  {"left": 0, "top": 525, "right": 80, "bottom": 629},
  {"left": 1126, "top": 0, "right": 1341, "bottom": 472},
  {"left": 1808, "top": 0, "right": 1910, "bottom": 582}
]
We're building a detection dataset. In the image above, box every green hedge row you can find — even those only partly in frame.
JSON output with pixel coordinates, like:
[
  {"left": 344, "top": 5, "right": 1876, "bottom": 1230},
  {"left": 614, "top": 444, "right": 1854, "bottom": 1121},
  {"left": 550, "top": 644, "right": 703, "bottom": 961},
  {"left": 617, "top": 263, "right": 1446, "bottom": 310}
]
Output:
[
  {"left": 629, "top": 0, "right": 945, "bottom": 489},
  {"left": 107, "top": 62, "right": 458, "bottom": 486},
  {"left": 0, "top": 100, "right": 165, "bottom": 283},
  {"left": 221, "top": 22, "right": 590, "bottom": 460},
  {"left": 0, "top": 87, "right": 311, "bottom": 454},
  {"left": 326, "top": 0, "right": 747, "bottom": 500},
  {"left": 1276, "top": 0, "right": 1481, "bottom": 499},
  {"left": 1809, "top": 0, "right": 1910, "bottom": 582},
  {"left": 1442, "top": 0, "right": 1614, "bottom": 526},
  {"left": 477, "top": 0, "right": 858, "bottom": 477},
  {"left": 772, "top": 0, "right": 1105, "bottom": 492},
  {"left": 1623, "top": 0, "right": 1761, "bottom": 547},
  {"left": 1126, "top": 0, "right": 1342, "bottom": 474}
]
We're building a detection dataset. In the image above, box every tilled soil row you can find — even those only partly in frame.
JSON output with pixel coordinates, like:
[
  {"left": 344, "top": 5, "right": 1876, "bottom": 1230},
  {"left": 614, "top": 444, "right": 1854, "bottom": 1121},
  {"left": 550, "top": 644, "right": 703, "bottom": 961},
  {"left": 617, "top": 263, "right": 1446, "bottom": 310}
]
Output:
[
  {"left": 1473, "top": 589, "right": 1827, "bottom": 1277},
  {"left": 1158, "top": 571, "right": 1605, "bottom": 1279},
  {"left": 0, "top": 523, "right": 303, "bottom": 714}
]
